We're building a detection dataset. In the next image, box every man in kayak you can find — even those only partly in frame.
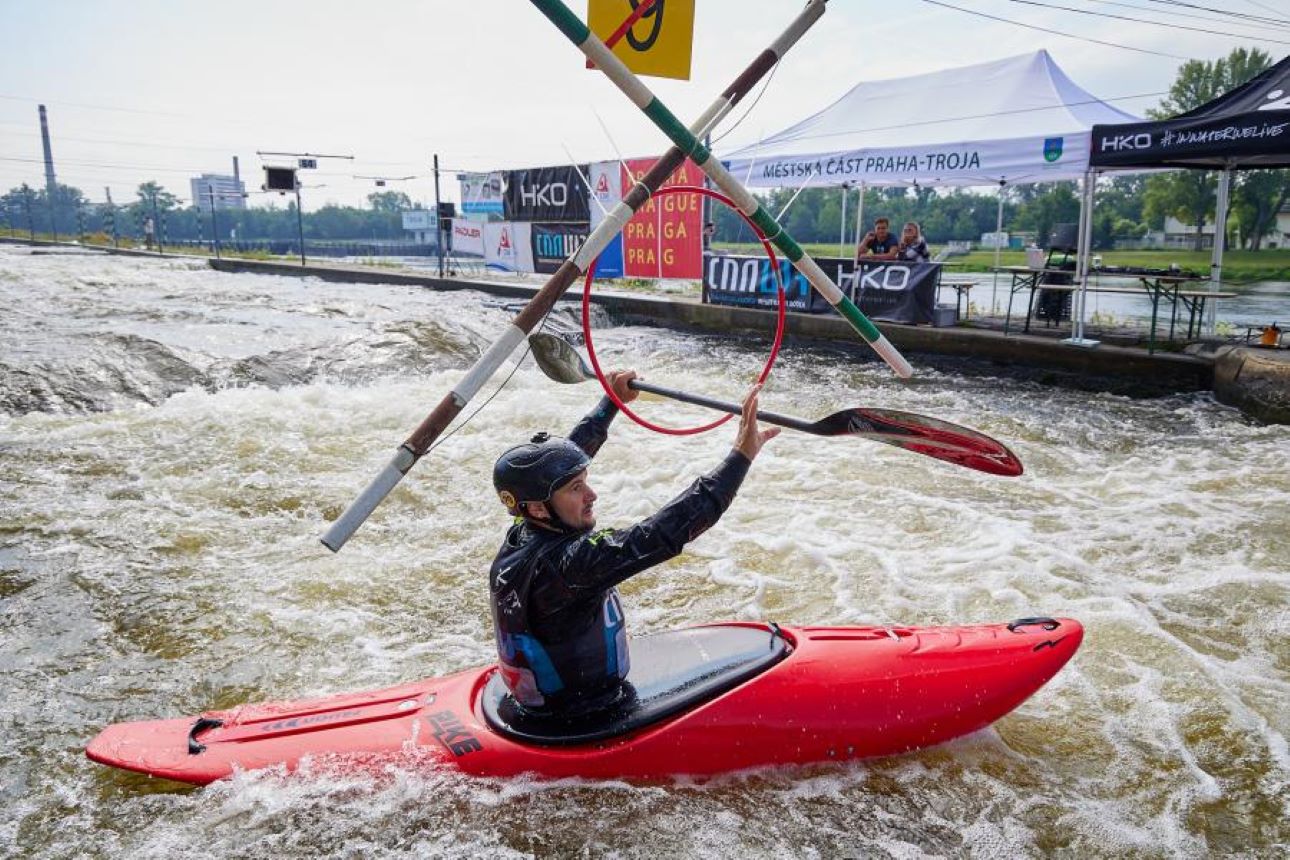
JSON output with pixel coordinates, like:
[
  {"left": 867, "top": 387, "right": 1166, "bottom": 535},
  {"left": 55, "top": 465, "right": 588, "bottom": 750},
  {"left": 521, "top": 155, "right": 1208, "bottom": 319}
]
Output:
[{"left": 490, "top": 373, "right": 778, "bottom": 718}]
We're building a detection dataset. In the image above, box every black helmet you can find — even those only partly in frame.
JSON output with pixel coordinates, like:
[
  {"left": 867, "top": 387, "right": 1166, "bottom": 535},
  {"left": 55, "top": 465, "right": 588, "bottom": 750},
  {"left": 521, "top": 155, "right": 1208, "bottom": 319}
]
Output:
[{"left": 493, "top": 432, "right": 590, "bottom": 516}]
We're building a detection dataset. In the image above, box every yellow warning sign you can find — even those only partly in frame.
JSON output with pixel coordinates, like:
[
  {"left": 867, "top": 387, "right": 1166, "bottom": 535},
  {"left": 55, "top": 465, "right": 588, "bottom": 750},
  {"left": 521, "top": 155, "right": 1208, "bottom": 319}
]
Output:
[{"left": 587, "top": 0, "right": 694, "bottom": 82}]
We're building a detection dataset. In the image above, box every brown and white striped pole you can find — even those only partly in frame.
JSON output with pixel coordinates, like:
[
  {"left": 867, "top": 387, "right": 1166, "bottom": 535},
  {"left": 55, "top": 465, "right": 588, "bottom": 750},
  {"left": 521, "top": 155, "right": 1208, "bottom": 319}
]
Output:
[{"left": 321, "top": 0, "right": 833, "bottom": 552}]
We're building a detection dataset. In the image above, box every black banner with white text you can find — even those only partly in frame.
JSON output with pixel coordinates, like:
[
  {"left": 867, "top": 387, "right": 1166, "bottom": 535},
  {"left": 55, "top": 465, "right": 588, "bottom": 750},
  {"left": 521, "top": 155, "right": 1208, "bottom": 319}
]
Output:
[
  {"left": 503, "top": 165, "right": 591, "bottom": 222},
  {"left": 702, "top": 254, "right": 939, "bottom": 324},
  {"left": 530, "top": 223, "right": 591, "bottom": 274}
]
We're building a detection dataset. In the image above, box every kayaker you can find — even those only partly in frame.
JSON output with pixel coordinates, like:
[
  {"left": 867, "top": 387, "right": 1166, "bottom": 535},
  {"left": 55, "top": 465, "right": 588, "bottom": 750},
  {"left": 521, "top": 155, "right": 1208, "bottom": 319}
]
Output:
[{"left": 489, "top": 372, "right": 779, "bottom": 718}]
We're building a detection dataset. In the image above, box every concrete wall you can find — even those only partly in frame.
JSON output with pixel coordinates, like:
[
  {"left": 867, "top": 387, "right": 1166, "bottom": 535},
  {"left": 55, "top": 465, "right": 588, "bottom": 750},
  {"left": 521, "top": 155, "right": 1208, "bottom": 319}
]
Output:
[{"left": 1213, "top": 346, "right": 1290, "bottom": 424}]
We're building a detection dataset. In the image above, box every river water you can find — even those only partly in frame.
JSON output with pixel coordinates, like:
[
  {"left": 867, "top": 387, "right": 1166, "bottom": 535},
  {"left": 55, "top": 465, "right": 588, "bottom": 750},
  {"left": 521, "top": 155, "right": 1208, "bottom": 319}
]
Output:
[{"left": 1, "top": 246, "right": 1286, "bottom": 858}]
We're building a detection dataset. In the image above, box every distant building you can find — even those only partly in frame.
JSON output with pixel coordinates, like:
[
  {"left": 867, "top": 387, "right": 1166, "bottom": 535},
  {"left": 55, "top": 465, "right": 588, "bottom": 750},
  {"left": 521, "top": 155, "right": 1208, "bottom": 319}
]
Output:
[
  {"left": 1268, "top": 203, "right": 1290, "bottom": 249},
  {"left": 401, "top": 210, "right": 439, "bottom": 244},
  {"left": 1135, "top": 216, "right": 1215, "bottom": 250},
  {"left": 190, "top": 174, "right": 246, "bottom": 212}
]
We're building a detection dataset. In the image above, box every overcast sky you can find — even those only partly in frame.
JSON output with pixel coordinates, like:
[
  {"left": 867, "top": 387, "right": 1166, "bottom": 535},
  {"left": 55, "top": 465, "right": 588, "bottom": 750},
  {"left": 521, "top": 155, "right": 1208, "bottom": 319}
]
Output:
[{"left": 2, "top": 0, "right": 1287, "bottom": 210}]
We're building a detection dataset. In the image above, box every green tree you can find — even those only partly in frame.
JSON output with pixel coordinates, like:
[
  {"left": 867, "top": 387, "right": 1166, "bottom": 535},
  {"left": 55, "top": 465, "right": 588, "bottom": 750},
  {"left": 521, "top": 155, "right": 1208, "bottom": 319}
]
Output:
[
  {"left": 367, "top": 190, "right": 413, "bottom": 213},
  {"left": 1144, "top": 171, "right": 1215, "bottom": 251},
  {"left": 134, "top": 181, "right": 180, "bottom": 210},
  {"left": 1150, "top": 47, "right": 1272, "bottom": 119},
  {"left": 1144, "top": 47, "right": 1274, "bottom": 251},
  {"left": 1013, "top": 182, "right": 1080, "bottom": 248},
  {"left": 1232, "top": 171, "right": 1290, "bottom": 250}
]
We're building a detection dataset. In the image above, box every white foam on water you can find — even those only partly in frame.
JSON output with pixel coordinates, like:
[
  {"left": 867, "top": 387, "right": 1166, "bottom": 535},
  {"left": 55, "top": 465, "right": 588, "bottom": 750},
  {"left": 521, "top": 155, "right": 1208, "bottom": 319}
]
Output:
[{"left": 2, "top": 248, "right": 1287, "bottom": 857}]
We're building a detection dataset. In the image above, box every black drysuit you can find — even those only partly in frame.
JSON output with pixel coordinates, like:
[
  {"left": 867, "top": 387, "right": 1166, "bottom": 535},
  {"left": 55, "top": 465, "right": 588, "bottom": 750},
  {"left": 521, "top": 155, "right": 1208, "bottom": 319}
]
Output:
[{"left": 488, "top": 397, "right": 749, "bottom": 713}]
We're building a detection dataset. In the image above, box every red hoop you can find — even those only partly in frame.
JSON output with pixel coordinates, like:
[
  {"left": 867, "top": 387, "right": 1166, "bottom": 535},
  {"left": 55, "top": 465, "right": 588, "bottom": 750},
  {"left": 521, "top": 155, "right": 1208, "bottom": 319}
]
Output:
[{"left": 581, "top": 185, "right": 787, "bottom": 436}]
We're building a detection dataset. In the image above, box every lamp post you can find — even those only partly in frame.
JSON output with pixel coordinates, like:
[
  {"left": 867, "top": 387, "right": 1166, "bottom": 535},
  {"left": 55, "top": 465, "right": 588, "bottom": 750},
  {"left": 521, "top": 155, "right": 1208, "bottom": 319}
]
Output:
[
  {"left": 294, "top": 182, "right": 306, "bottom": 266},
  {"left": 433, "top": 154, "right": 444, "bottom": 277},
  {"left": 207, "top": 187, "right": 221, "bottom": 259},
  {"left": 105, "top": 188, "right": 118, "bottom": 248},
  {"left": 257, "top": 151, "right": 354, "bottom": 268}
]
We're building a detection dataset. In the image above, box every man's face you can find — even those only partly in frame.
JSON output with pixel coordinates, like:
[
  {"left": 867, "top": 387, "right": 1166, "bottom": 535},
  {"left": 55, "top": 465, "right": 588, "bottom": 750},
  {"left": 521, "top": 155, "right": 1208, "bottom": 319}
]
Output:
[
  {"left": 875, "top": 221, "right": 889, "bottom": 240},
  {"left": 541, "top": 469, "right": 597, "bottom": 531}
]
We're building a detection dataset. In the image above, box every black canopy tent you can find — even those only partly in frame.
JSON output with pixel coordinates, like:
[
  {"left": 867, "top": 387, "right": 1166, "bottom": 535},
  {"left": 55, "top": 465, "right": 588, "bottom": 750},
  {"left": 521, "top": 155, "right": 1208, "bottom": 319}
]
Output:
[
  {"left": 1090, "top": 55, "right": 1290, "bottom": 170},
  {"left": 1086, "top": 55, "right": 1290, "bottom": 335}
]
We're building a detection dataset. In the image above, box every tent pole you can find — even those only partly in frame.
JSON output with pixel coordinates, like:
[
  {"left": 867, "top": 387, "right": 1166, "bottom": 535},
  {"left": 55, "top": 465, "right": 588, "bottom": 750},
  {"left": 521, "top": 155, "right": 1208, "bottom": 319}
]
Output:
[
  {"left": 839, "top": 182, "right": 847, "bottom": 257},
  {"left": 853, "top": 182, "right": 866, "bottom": 259},
  {"left": 992, "top": 180, "right": 1005, "bottom": 315},
  {"left": 1064, "top": 169, "right": 1099, "bottom": 348},
  {"left": 1207, "top": 167, "right": 1231, "bottom": 335}
]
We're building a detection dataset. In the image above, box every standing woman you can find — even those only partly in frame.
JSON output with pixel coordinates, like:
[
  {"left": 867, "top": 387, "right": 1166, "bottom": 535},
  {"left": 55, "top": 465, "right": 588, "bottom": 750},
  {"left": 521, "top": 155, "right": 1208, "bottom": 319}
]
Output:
[{"left": 897, "top": 221, "right": 930, "bottom": 263}]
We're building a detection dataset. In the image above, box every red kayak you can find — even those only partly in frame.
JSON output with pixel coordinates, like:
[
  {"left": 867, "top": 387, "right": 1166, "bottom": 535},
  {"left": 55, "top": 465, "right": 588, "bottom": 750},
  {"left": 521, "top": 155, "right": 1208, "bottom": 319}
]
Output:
[{"left": 86, "top": 618, "right": 1082, "bottom": 785}]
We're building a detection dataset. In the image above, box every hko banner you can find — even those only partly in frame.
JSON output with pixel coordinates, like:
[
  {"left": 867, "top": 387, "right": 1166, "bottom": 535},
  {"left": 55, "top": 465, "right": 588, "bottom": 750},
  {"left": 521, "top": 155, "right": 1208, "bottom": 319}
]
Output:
[
  {"left": 503, "top": 165, "right": 590, "bottom": 222},
  {"left": 587, "top": 0, "right": 695, "bottom": 81},
  {"left": 483, "top": 222, "right": 535, "bottom": 272},
  {"left": 621, "top": 156, "right": 702, "bottom": 279},
  {"left": 588, "top": 160, "right": 624, "bottom": 278},
  {"left": 450, "top": 220, "right": 485, "bottom": 256}
]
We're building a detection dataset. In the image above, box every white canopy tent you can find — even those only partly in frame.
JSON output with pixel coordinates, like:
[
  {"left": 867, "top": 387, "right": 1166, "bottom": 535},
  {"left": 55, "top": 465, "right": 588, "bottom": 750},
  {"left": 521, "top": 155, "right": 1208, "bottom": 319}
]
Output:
[
  {"left": 721, "top": 51, "right": 1142, "bottom": 332},
  {"left": 721, "top": 50, "right": 1141, "bottom": 189}
]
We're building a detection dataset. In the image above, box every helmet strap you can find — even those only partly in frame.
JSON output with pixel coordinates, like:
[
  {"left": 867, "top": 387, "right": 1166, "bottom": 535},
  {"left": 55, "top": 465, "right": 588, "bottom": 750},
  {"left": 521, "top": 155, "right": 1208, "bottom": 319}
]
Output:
[{"left": 521, "top": 501, "right": 574, "bottom": 534}]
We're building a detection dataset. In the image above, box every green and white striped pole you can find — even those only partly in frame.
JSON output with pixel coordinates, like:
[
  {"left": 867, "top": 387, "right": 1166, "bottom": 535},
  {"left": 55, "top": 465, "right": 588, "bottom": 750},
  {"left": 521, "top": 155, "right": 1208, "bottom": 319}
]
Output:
[
  {"left": 321, "top": 0, "right": 831, "bottom": 552},
  {"left": 530, "top": 0, "right": 913, "bottom": 379}
]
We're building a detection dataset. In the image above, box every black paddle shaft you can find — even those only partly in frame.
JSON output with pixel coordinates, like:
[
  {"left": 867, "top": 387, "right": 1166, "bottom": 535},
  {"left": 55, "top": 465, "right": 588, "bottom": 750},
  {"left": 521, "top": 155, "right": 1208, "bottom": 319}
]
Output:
[{"left": 629, "top": 379, "right": 817, "bottom": 434}]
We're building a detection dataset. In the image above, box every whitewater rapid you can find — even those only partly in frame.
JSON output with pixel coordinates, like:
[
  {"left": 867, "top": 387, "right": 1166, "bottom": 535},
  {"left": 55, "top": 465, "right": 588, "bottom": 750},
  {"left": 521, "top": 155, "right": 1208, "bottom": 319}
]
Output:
[{"left": 1, "top": 246, "right": 1286, "bottom": 857}]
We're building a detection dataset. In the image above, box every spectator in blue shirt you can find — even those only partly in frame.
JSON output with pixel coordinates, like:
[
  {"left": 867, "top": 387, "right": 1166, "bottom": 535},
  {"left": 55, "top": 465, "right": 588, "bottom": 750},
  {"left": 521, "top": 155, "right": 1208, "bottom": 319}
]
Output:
[{"left": 855, "top": 217, "right": 899, "bottom": 262}]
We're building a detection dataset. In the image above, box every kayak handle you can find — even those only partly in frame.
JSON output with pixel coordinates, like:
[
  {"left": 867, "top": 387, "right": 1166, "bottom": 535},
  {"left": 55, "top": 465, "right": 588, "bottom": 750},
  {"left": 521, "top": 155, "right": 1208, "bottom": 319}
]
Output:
[
  {"left": 187, "top": 717, "right": 224, "bottom": 755},
  {"left": 1007, "top": 617, "right": 1061, "bottom": 633}
]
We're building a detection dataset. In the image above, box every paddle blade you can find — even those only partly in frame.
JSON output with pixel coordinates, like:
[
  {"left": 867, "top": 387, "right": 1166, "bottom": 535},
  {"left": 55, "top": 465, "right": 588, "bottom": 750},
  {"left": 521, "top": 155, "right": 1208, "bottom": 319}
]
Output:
[
  {"left": 815, "top": 408, "right": 1024, "bottom": 477},
  {"left": 528, "top": 332, "right": 592, "bottom": 385}
]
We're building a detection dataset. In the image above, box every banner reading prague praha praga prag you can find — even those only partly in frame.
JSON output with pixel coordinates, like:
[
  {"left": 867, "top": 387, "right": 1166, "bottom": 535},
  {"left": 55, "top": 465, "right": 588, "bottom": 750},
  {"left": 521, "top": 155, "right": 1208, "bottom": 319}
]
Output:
[
  {"left": 703, "top": 253, "right": 939, "bottom": 324},
  {"left": 458, "top": 172, "right": 504, "bottom": 221},
  {"left": 503, "top": 165, "right": 591, "bottom": 222},
  {"left": 483, "top": 222, "right": 535, "bottom": 272},
  {"left": 620, "top": 157, "right": 702, "bottom": 279},
  {"left": 450, "top": 220, "right": 485, "bottom": 257}
]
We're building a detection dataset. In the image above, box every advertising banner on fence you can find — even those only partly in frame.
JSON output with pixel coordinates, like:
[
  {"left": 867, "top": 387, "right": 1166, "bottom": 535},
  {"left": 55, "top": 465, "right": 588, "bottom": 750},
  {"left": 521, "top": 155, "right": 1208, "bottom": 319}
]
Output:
[
  {"left": 703, "top": 254, "right": 939, "bottom": 323},
  {"left": 503, "top": 165, "right": 590, "bottom": 222},
  {"left": 587, "top": 160, "right": 624, "bottom": 278},
  {"left": 621, "top": 157, "right": 702, "bottom": 279},
  {"left": 450, "top": 220, "right": 485, "bottom": 256},
  {"left": 458, "top": 172, "right": 504, "bottom": 221},
  {"left": 483, "top": 222, "right": 534, "bottom": 272},
  {"left": 531, "top": 223, "right": 591, "bottom": 275}
]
